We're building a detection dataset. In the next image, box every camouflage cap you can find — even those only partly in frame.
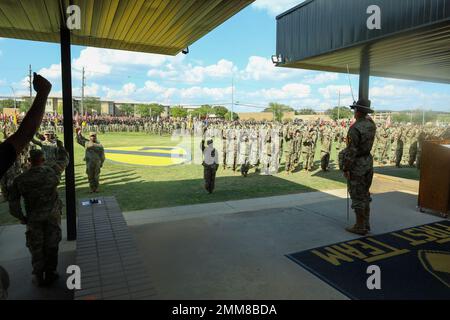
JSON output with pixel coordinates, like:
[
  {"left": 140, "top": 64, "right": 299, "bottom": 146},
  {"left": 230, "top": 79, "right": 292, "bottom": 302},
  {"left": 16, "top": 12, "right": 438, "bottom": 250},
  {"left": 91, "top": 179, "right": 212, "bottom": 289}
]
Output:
[
  {"left": 29, "top": 149, "right": 44, "bottom": 161},
  {"left": 89, "top": 132, "right": 97, "bottom": 137},
  {"left": 44, "top": 130, "right": 55, "bottom": 135}
]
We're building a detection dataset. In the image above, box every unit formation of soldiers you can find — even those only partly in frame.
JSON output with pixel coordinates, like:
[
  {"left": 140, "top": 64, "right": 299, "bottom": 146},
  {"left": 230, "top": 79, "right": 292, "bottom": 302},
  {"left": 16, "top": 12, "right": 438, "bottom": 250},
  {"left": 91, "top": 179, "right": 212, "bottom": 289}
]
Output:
[
  {"left": 196, "top": 119, "right": 449, "bottom": 177},
  {"left": 1, "top": 115, "right": 448, "bottom": 199}
]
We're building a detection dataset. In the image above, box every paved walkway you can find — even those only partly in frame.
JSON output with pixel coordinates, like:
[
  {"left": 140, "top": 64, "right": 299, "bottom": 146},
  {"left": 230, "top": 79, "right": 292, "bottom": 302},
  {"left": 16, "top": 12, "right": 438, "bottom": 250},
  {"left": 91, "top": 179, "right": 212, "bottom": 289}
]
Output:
[
  {"left": 126, "top": 174, "right": 443, "bottom": 299},
  {"left": 0, "top": 173, "right": 437, "bottom": 300},
  {"left": 124, "top": 173, "right": 419, "bottom": 226}
]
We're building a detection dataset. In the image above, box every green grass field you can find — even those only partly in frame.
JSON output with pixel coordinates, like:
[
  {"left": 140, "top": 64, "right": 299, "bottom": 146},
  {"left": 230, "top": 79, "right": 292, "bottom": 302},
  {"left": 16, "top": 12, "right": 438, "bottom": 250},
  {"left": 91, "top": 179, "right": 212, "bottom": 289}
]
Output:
[{"left": 0, "top": 132, "right": 420, "bottom": 225}]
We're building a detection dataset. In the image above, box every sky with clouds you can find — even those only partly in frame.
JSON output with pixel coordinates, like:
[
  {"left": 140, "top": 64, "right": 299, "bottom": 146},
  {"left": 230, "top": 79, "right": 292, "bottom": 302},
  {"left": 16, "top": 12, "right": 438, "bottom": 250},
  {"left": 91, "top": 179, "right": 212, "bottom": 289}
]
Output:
[{"left": 0, "top": 0, "right": 449, "bottom": 112}]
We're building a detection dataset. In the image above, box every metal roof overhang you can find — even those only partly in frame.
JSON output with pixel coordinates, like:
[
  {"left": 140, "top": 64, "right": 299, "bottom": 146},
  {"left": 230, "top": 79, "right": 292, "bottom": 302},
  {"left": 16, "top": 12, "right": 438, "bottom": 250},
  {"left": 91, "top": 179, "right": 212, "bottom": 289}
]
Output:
[
  {"left": 0, "top": 0, "right": 254, "bottom": 55},
  {"left": 276, "top": 0, "right": 450, "bottom": 84}
]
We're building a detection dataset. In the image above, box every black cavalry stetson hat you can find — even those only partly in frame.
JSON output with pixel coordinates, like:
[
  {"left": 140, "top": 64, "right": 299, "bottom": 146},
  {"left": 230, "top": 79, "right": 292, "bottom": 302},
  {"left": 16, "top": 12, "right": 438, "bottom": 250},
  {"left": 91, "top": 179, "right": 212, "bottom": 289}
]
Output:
[{"left": 350, "top": 98, "right": 374, "bottom": 114}]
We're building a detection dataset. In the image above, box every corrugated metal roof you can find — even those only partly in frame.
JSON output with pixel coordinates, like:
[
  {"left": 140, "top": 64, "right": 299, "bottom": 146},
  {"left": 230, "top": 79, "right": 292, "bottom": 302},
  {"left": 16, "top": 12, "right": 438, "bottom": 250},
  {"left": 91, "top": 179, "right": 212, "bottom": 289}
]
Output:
[
  {"left": 276, "top": 0, "right": 450, "bottom": 84},
  {"left": 0, "top": 0, "right": 254, "bottom": 55}
]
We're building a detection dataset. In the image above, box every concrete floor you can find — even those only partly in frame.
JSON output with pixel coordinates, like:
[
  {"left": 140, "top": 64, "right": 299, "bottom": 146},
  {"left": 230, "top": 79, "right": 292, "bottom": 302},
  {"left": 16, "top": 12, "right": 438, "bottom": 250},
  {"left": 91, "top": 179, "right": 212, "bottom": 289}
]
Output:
[
  {"left": 0, "top": 173, "right": 444, "bottom": 299},
  {"left": 129, "top": 174, "right": 442, "bottom": 299},
  {"left": 0, "top": 222, "right": 76, "bottom": 300}
]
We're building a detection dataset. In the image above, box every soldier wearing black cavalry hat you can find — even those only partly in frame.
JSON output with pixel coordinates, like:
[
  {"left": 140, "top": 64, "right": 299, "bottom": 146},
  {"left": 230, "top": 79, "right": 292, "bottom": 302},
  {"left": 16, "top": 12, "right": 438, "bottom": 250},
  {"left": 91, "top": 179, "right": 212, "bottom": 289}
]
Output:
[{"left": 340, "top": 98, "right": 377, "bottom": 235}]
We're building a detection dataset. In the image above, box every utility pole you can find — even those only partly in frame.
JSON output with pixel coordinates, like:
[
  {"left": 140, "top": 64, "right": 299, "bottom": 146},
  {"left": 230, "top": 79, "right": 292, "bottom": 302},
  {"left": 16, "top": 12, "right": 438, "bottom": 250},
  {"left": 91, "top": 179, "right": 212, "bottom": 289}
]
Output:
[
  {"left": 28, "top": 65, "right": 33, "bottom": 101},
  {"left": 81, "top": 67, "right": 85, "bottom": 116},
  {"left": 10, "top": 86, "right": 16, "bottom": 109},
  {"left": 337, "top": 90, "right": 341, "bottom": 121},
  {"left": 231, "top": 74, "right": 234, "bottom": 121}
]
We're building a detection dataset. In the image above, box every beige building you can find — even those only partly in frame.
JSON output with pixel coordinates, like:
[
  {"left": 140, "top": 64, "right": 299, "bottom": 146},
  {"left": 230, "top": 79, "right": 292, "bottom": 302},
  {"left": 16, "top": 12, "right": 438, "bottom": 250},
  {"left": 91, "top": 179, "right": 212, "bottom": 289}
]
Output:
[
  {"left": 100, "top": 101, "right": 115, "bottom": 115},
  {"left": 238, "top": 112, "right": 296, "bottom": 121},
  {"left": 294, "top": 114, "right": 333, "bottom": 122}
]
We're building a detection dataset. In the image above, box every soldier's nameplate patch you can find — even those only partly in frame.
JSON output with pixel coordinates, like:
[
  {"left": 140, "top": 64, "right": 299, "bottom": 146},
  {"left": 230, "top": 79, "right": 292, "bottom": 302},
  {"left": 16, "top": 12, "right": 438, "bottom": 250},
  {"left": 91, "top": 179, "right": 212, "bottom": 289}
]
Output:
[{"left": 104, "top": 146, "right": 189, "bottom": 167}]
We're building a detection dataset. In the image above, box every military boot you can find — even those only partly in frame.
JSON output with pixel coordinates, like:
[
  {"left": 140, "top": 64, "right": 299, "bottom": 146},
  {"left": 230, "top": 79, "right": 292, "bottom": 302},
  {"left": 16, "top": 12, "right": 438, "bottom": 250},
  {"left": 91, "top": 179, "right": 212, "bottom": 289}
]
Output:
[
  {"left": 43, "top": 271, "right": 59, "bottom": 286},
  {"left": 345, "top": 209, "right": 368, "bottom": 236},
  {"left": 32, "top": 272, "right": 45, "bottom": 287},
  {"left": 364, "top": 206, "right": 371, "bottom": 232}
]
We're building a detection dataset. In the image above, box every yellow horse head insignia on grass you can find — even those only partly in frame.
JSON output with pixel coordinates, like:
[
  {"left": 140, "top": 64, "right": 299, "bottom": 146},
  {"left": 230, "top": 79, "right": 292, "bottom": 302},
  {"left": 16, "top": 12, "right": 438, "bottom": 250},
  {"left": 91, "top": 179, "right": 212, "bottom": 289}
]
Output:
[{"left": 104, "top": 146, "right": 190, "bottom": 167}]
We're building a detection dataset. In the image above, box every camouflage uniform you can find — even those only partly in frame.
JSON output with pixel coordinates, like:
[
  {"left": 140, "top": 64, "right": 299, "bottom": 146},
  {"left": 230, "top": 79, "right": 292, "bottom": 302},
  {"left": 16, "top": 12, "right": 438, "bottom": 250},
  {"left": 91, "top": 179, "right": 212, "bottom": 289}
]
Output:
[
  {"left": 293, "top": 129, "right": 303, "bottom": 167},
  {"left": 221, "top": 128, "right": 228, "bottom": 170},
  {"left": 335, "top": 125, "right": 347, "bottom": 155},
  {"left": 301, "top": 128, "right": 317, "bottom": 171},
  {"left": 32, "top": 132, "right": 58, "bottom": 167},
  {"left": 249, "top": 129, "right": 259, "bottom": 169},
  {"left": 394, "top": 129, "right": 404, "bottom": 167},
  {"left": 0, "top": 158, "right": 21, "bottom": 201},
  {"left": 8, "top": 144, "right": 68, "bottom": 281},
  {"left": 320, "top": 126, "right": 333, "bottom": 171},
  {"left": 260, "top": 132, "right": 272, "bottom": 175},
  {"left": 201, "top": 139, "right": 219, "bottom": 193},
  {"left": 238, "top": 135, "right": 251, "bottom": 177},
  {"left": 269, "top": 129, "right": 281, "bottom": 174},
  {"left": 416, "top": 131, "right": 426, "bottom": 170},
  {"left": 77, "top": 132, "right": 105, "bottom": 192},
  {"left": 341, "top": 103, "right": 376, "bottom": 235},
  {"left": 227, "top": 129, "right": 237, "bottom": 171},
  {"left": 284, "top": 131, "right": 295, "bottom": 173},
  {"left": 408, "top": 130, "right": 419, "bottom": 167}
]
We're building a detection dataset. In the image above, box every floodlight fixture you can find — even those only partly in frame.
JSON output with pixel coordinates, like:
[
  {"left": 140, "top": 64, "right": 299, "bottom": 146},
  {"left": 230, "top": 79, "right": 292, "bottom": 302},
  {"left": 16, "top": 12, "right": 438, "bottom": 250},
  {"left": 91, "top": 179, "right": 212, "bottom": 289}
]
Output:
[{"left": 271, "top": 54, "right": 283, "bottom": 65}]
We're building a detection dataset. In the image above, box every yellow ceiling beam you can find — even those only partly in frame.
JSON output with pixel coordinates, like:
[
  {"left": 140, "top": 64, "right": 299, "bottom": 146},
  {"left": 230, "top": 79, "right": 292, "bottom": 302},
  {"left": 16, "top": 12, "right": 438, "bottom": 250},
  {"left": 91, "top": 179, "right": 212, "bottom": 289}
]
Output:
[{"left": 0, "top": 0, "right": 254, "bottom": 55}]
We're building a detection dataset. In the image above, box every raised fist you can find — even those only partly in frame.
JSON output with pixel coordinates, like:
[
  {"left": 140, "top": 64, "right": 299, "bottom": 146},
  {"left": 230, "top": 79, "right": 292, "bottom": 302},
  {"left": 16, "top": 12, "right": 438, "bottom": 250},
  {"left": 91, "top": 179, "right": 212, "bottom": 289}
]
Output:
[{"left": 33, "top": 73, "right": 52, "bottom": 94}]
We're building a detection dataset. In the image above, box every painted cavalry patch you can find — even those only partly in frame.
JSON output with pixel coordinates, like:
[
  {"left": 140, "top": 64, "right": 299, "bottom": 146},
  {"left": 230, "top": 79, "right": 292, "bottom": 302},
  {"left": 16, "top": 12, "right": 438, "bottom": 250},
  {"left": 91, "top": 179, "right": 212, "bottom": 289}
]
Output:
[{"left": 104, "top": 146, "right": 190, "bottom": 167}]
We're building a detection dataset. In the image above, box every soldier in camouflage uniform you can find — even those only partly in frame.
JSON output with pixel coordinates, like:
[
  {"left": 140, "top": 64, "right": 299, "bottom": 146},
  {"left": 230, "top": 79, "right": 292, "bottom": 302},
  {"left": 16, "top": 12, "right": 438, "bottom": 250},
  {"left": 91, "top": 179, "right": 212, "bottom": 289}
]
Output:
[
  {"left": 293, "top": 128, "right": 303, "bottom": 169},
  {"left": 320, "top": 124, "right": 333, "bottom": 171},
  {"left": 283, "top": 129, "right": 295, "bottom": 174},
  {"left": 76, "top": 129, "right": 105, "bottom": 193},
  {"left": 335, "top": 124, "right": 346, "bottom": 156},
  {"left": 394, "top": 128, "right": 404, "bottom": 168},
  {"left": 408, "top": 129, "right": 419, "bottom": 167},
  {"left": 0, "top": 129, "right": 27, "bottom": 202},
  {"left": 221, "top": 126, "right": 228, "bottom": 170},
  {"left": 227, "top": 128, "right": 238, "bottom": 172},
  {"left": 415, "top": 130, "right": 426, "bottom": 170},
  {"left": 32, "top": 130, "right": 58, "bottom": 167},
  {"left": 301, "top": 126, "right": 317, "bottom": 172},
  {"left": 238, "top": 133, "right": 251, "bottom": 177},
  {"left": 260, "top": 130, "right": 272, "bottom": 176},
  {"left": 442, "top": 127, "right": 450, "bottom": 140},
  {"left": 270, "top": 128, "right": 281, "bottom": 174},
  {"left": 0, "top": 157, "right": 22, "bottom": 202},
  {"left": 8, "top": 141, "right": 68, "bottom": 287},
  {"left": 373, "top": 125, "right": 383, "bottom": 164},
  {"left": 249, "top": 128, "right": 260, "bottom": 173},
  {"left": 201, "top": 138, "right": 219, "bottom": 193},
  {"left": 340, "top": 98, "right": 376, "bottom": 236}
]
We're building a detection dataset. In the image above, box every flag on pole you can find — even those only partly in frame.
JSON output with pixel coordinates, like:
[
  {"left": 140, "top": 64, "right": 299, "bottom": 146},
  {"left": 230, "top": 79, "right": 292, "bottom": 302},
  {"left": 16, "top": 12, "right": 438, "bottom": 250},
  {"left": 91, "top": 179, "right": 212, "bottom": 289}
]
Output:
[{"left": 385, "top": 114, "right": 392, "bottom": 128}]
